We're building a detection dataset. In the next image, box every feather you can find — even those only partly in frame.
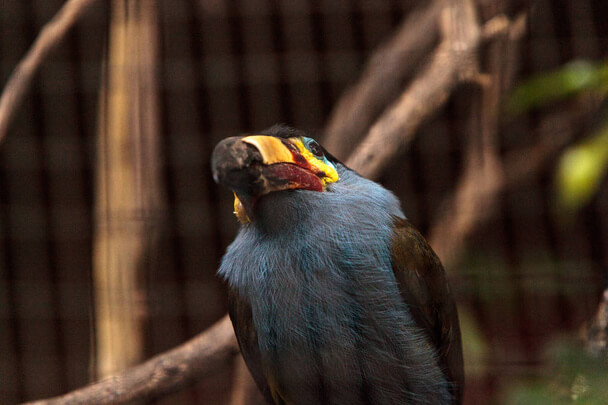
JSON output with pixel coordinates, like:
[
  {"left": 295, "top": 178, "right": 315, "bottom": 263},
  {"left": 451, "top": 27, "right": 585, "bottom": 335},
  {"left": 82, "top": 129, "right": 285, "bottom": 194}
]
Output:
[
  {"left": 219, "top": 165, "right": 460, "bottom": 404},
  {"left": 389, "top": 217, "right": 464, "bottom": 404}
]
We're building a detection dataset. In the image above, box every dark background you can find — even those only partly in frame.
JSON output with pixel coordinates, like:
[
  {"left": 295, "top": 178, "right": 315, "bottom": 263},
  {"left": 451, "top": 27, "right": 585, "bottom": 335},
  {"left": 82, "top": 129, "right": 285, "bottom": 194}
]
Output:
[{"left": 1, "top": 0, "right": 607, "bottom": 403}]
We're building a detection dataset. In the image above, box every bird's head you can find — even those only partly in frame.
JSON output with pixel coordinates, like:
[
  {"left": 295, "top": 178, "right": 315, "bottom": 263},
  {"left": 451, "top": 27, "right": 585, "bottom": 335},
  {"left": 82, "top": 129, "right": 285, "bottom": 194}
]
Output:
[{"left": 211, "top": 125, "right": 340, "bottom": 224}]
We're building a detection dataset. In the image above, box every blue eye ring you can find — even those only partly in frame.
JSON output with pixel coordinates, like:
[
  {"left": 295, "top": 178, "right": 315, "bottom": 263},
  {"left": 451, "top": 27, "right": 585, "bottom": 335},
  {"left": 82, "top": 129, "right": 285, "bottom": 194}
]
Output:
[{"left": 305, "top": 138, "right": 324, "bottom": 158}]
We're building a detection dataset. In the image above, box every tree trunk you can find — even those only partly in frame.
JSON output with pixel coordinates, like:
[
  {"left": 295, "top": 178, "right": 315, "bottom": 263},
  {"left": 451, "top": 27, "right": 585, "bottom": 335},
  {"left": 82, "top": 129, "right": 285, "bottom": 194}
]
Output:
[{"left": 93, "top": 0, "right": 163, "bottom": 379}]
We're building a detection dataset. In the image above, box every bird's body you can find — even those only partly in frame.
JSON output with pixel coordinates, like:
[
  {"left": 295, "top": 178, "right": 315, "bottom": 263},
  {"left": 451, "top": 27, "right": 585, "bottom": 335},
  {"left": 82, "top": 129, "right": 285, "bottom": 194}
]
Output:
[{"left": 213, "top": 126, "right": 463, "bottom": 404}]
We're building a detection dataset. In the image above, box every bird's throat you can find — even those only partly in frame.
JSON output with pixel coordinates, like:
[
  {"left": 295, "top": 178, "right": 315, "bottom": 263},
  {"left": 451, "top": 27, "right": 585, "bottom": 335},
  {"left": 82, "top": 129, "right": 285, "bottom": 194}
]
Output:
[{"left": 232, "top": 163, "right": 325, "bottom": 225}]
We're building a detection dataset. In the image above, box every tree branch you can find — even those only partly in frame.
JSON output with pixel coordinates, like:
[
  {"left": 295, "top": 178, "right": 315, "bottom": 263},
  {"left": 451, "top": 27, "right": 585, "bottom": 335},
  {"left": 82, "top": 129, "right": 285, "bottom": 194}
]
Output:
[
  {"left": 428, "top": 8, "right": 523, "bottom": 266},
  {"left": 346, "top": 0, "right": 481, "bottom": 179},
  {"left": 25, "top": 315, "right": 238, "bottom": 405},
  {"left": 322, "top": 1, "right": 442, "bottom": 160},
  {"left": 429, "top": 93, "right": 595, "bottom": 269},
  {"left": 0, "top": 0, "right": 99, "bottom": 145},
  {"left": 229, "top": 356, "right": 265, "bottom": 405},
  {"left": 322, "top": 1, "right": 527, "bottom": 163}
]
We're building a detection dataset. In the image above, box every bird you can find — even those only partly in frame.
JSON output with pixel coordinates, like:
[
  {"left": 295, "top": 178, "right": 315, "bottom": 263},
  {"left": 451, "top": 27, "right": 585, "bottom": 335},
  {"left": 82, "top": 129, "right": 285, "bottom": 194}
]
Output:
[{"left": 211, "top": 125, "right": 464, "bottom": 405}]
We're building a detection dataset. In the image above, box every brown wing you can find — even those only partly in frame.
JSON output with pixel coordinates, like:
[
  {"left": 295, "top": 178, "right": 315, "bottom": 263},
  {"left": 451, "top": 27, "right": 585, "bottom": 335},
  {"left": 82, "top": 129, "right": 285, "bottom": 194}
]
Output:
[
  {"left": 228, "top": 289, "right": 277, "bottom": 404},
  {"left": 390, "top": 217, "right": 464, "bottom": 404}
]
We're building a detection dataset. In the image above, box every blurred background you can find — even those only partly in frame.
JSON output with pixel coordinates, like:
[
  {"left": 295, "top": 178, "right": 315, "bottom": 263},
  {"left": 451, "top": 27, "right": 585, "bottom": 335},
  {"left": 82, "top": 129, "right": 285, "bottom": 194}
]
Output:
[{"left": 1, "top": 0, "right": 608, "bottom": 404}]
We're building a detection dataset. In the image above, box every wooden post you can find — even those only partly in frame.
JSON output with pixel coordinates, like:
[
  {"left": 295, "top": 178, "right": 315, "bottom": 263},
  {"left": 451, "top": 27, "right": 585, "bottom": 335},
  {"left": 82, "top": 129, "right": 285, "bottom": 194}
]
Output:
[{"left": 93, "top": 0, "right": 162, "bottom": 379}]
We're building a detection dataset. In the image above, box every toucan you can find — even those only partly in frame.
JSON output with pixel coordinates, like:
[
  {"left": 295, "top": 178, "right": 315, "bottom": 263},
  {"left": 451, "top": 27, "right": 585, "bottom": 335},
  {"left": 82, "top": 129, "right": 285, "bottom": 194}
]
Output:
[{"left": 212, "top": 125, "right": 463, "bottom": 404}]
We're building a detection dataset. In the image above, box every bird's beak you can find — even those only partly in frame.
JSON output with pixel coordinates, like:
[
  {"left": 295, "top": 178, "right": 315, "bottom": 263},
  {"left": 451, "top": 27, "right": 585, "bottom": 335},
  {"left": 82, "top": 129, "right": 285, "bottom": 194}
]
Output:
[{"left": 211, "top": 135, "right": 329, "bottom": 223}]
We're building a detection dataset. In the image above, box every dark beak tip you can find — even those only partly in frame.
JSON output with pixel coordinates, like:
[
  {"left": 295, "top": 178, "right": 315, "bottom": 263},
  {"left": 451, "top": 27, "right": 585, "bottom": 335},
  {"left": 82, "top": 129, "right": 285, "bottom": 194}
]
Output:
[
  {"left": 211, "top": 136, "right": 263, "bottom": 191},
  {"left": 212, "top": 137, "right": 263, "bottom": 169}
]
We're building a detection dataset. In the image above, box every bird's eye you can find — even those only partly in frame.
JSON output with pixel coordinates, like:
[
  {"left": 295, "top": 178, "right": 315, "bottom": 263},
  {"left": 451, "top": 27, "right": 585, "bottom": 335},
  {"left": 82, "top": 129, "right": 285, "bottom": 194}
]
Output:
[{"left": 308, "top": 140, "right": 324, "bottom": 158}]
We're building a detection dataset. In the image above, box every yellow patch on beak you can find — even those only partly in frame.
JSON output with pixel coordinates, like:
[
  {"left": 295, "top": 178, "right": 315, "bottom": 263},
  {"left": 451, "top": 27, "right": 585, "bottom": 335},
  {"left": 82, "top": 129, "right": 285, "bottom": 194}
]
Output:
[
  {"left": 242, "top": 135, "right": 295, "bottom": 165},
  {"left": 292, "top": 138, "right": 339, "bottom": 186}
]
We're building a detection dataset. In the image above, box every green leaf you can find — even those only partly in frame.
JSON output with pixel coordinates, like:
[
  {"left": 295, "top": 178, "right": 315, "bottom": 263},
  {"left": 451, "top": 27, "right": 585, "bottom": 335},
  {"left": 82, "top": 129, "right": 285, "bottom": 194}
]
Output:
[
  {"left": 508, "top": 60, "right": 608, "bottom": 115},
  {"left": 556, "top": 123, "right": 608, "bottom": 211}
]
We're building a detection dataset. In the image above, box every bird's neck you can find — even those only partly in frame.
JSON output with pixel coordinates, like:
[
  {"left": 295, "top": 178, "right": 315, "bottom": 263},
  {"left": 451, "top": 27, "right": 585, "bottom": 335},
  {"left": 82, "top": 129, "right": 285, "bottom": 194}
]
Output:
[{"left": 218, "top": 169, "right": 405, "bottom": 292}]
